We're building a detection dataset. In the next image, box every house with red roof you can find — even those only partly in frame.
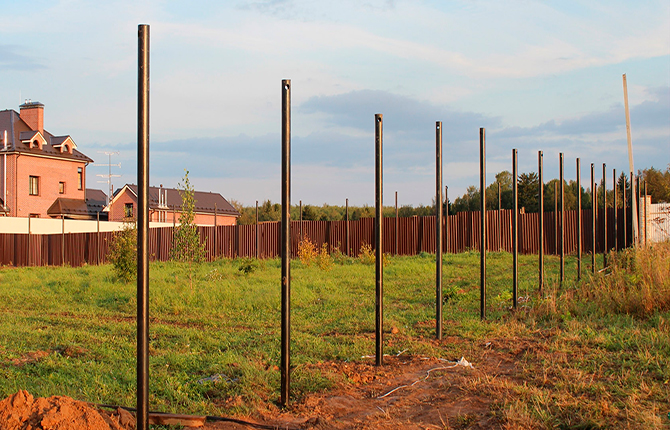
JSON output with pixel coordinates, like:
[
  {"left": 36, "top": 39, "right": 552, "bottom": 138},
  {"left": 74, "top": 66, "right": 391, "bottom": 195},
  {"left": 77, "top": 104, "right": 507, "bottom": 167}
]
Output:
[
  {"left": 0, "top": 101, "right": 107, "bottom": 219},
  {"left": 106, "top": 184, "right": 240, "bottom": 226}
]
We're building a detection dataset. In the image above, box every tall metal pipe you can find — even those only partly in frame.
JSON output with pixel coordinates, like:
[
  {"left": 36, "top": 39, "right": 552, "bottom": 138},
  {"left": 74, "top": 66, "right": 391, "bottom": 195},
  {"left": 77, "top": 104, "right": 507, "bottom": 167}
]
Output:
[
  {"left": 512, "top": 149, "right": 518, "bottom": 309},
  {"left": 538, "top": 151, "right": 544, "bottom": 291},
  {"left": 576, "top": 158, "right": 581, "bottom": 280},
  {"left": 644, "top": 181, "right": 648, "bottom": 247},
  {"left": 395, "top": 191, "right": 398, "bottom": 256},
  {"left": 255, "top": 200, "right": 259, "bottom": 259},
  {"left": 136, "top": 23, "right": 150, "bottom": 430},
  {"left": 637, "top": 174, "right": 641, "bottom": 246},
  {"left": 479, "top": 128, "right": 486, "bottom": 320},
  {"left": 623, "top": 174, "right": 627, "bottom": 248},
  {"left": 613, "top": 169, "right": 617, "bottom": 251},
  {"left": 591, "top": 164, "right": 596, "bottom": 274},
  {"left": 27, "top": 216, "right": 31, "bottom": 266},
  {"left": 445, "top": 185, "right": 449, "bottom": 254},
  {"left": 435, "top": 121, "right": 443, "bottom": 339},
  {"left": 603, "top": 163, "right": 607, "bottom": 267},
  {"left": 280, "top": 79, "right": 292, "bottom": 406},
  {"left": 560, "top": 153, "right": 564, "bottom": 283},
  {"left": 554, "top": 182, "right": 558, "bottom": 255},
  {"left": 299, "top": 200, "right": 302, "bottom": 243},
  {"left": 374, "top": 113, "right": 384, "bottom": 365},
  {"left": 345, "top": 198, "right": 349, "bottom": 256}
]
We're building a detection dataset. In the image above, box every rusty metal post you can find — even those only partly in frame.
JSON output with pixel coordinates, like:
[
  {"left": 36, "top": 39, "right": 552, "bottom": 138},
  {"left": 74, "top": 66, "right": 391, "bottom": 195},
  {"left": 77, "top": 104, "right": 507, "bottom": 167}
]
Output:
[
  {"left": 591, "top": 164, "right": 596, "bottom": 274},
  {"left": 498, "top": 182, "right": 502, "bottom": 248},
  {"left": 97, "top": 211, "right": 100, "bottom": 265},
  {"left": 603, "top": 163, "right": 607, "bottom": 267},
  {"left": 346, "top": 198, "right": 350, "bottom": 256},
  {"left": 576, "top": 158, "right": 581, "bottom": 280},
  {"left": 644, "top": 181, "right": 648, "bottom": 247},
  {"left": 395, "top": 191, "right": 398, "bottom": 256},
  {"left": 299, "top": 200, "right": 302, "bottom": 243},
  {"left": 637, "top": 174, "right": 641, "bottom": 246},
  {"left": 27, "top": 216, "right": 31, "bottom": 266},
  {"left": 623, "top": 175, "right": 627, "bottom": 248},
  {"left": 479, "top": 128, "right": 486, "bottom": 320},
  {"left": 136, "top": 23, "right": 150, "bottom": 430},
  {"left": 445, "top": 185, "right": 449, "bottom": 254},
  {"left": 255, "top": 200, "right": 259, "bottom": 259},
  {"left": 554, "top": 182, "right": 558, "bottom": 255},
  {"left": 280, "top": 79, "right": 292, "bottom": 406},
  {"left": 613, "top": 169, "right": 617, "bottom": 251},
  {"left": 512, "top": 149, "right": 518, "bottom": 309},
  {"left": 61, "top": 215, "right": 65, "bottom": 265},
  {"left": 538, "top": 151, "right": 544, "bottom": 291},
  {"left": 214, "top": 203, "right": 217, "bottom": 260},
  {"left": 375, "top": 113, "right": 384, "bottom": 365},
  {"left": 435, "top": 121, "right": 443, "bottom": 339},
  {"left": 560, "top": 153, "right": 564, "bottom": 284}
]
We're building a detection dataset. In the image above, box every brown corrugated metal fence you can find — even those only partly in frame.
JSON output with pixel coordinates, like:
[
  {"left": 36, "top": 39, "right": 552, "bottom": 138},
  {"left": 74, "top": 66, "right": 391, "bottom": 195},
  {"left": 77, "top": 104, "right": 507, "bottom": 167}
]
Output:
[{"left": 0, "top": 208, "right": 632, "bottom": 267}]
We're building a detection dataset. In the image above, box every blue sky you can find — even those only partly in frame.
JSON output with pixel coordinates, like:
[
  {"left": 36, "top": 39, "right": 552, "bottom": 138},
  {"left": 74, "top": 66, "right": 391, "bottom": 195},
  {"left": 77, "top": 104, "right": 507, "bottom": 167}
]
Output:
[{"left": 1, "top": 0, "right": 668, "bottom": 206}]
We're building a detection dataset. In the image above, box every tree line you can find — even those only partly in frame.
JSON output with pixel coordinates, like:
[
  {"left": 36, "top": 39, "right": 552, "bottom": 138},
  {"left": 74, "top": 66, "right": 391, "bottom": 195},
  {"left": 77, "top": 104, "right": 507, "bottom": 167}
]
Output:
[{"left": 230, "top": 165, "right": 669, "bottom": 225}]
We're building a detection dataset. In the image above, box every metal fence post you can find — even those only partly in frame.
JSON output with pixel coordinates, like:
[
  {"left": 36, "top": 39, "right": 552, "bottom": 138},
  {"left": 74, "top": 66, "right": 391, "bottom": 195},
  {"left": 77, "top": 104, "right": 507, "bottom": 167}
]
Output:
[
  {"left": 299, "top": 200, "right": 302, "bottom": 243},
  {"left": 395, "top": 191, "right": 398, "bottom": 256},
  {"left": 214, "top": 203, "right": 217, "bottom": 260},
  {"left": 27, "top": 217, "right": 31, "bottom": 267},
  {"left": 445, "top": 185, "right": 449, "bottom": 254},
  {"left": 256, "top": 200, "right": 259, "bottom": 259},
  {"left": 613, "top": 169, "right": 617, "bottom": 251},
  {"left": 136, "top": 23, "right": 150, "bottom": 430},
  {"left": 346, "top": 198, "right": 350, "bottom": 256},
  {"left": 623, "top": 175, "right": 627, "bottom": 248},
  {"left": 375, "top": 113, "right": 384, "bottom": 365},
  {"left": 644, "top": 181, "right": 648, "bottom": 247},
  {"left": 603, "top": 163, "right": 607, "bottom": 267},
  {"left": 554, "top": 182, "right": 558, "bottom": 255},
  {"left": 435, "top": 121, "right": 443, "bottom": 339},
  {"left": 512, "top": 149, "right": 518, "bottom": 309},
  {"left": 538, "top": 151, "right": 544, "bottom": 291},
  {"left": 479, "top": 128, "right": 486, "bottom": 320},
  {"left": 280, "top": 79, "right": 292, "bottom": 406},
  {"left": 576, "top": 158, "right": 581, "bottom": 280},
  {"left": 560, "top": 153, "right": 564, "bottom": 284},
  {"left": 591, "top": 164, "right": 596, "bottom": 274},
  {"left": 61, "top": 215, "right": 65, "bottom": 266}
]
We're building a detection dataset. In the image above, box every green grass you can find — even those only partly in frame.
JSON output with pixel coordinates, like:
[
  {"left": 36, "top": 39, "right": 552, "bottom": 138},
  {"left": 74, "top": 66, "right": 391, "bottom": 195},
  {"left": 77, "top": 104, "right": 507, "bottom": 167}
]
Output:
[{"left": 0, "top": 247, "right": 668, "bottom": 428}]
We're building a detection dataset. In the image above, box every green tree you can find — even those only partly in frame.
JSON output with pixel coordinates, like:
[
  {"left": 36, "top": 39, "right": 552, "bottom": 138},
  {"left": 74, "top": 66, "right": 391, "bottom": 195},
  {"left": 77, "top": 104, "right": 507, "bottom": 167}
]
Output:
[
  {"left": 517, "top": 172, "right": 539, "bottom": 213},
  {"left": 641, "top": 165, "right": 670, "bottom": 203},
  {"left": 171, "top": 170, "right": 206, "bottom": 263},
  {"left": 108, "top": 222, "right": 137, "bottom": 283}
]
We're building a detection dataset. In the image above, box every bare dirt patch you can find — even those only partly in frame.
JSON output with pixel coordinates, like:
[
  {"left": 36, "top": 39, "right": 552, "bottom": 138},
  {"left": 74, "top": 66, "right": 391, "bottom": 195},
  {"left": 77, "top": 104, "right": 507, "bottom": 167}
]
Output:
[{"left": 0, "top": 390, "right": 133, "bottom": 430}]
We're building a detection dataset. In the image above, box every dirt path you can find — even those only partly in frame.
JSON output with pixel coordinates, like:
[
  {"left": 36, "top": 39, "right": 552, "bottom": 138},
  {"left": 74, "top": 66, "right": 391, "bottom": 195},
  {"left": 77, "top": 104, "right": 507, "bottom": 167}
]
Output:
[{"left": 205, "top": 350, "right": 518, "bottom": 430}]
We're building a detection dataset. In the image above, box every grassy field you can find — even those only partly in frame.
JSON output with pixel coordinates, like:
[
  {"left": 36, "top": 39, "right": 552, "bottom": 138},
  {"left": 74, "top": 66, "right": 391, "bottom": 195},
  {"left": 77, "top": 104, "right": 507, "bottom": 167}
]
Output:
[{"left": 0, "top": 245, "right": 668, "bottom": 428}]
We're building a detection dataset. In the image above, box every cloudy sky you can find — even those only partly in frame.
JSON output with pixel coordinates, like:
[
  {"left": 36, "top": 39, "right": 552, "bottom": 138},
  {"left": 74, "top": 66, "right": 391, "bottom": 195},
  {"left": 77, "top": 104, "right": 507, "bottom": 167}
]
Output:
[{"left": 1, "top": 0, "right": 668, "bottom": 206}]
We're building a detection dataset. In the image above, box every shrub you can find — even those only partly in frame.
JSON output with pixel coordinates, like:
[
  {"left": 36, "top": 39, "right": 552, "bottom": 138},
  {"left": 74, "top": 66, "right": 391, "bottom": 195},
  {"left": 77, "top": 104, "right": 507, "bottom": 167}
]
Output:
[
  {"left": 358, "top": 242, "right": 389, "bottom": 267},
  {"left": 316, "top": 243, "right": 334, "bottom": 271},
  {"left": 298, "top": 237, "right": 317, "bottom": 266},
  {"left": 108, "top": 222, "right": 137, "bottom": 283}
]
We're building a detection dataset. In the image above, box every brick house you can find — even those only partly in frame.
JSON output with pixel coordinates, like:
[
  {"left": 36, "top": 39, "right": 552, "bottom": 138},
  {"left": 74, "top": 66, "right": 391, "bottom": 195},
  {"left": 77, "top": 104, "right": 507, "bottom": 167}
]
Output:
[
  {"left": 0, "top": 101, "right": 107, "bottom": 219},
  {"left": 106, "top": 184, "right": 240, "bottom": 226}
]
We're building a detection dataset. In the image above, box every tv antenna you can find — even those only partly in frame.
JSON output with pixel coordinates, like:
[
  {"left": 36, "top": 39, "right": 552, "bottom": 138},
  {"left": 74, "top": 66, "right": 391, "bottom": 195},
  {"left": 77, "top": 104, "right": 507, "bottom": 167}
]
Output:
[{"left": 93, "top": 151, "right": 121, "bottom": 205}]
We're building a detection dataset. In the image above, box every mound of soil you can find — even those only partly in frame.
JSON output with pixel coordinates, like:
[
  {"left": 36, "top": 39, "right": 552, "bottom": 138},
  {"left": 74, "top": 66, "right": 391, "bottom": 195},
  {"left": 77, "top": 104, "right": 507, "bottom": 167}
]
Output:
[{"left": 0, "top": 390, "right": 134, "bottom": 430}]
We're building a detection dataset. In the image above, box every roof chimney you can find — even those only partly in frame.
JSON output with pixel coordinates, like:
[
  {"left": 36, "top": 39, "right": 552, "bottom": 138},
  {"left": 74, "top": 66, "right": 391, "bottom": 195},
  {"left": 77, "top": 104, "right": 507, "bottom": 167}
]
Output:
[{"left": 19, "top": 101, "right": 45, "bottom": 134}]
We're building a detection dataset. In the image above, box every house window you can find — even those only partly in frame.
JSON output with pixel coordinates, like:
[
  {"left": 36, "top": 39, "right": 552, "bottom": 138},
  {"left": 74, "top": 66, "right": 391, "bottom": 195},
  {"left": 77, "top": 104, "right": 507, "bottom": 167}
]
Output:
[
  {"left": 29, "top": 213, "right": 40, "bottom": 218},
  {"left": 29, "top": 176, "right": 39, "bottom": 195},
  {"left": 59, "top": 182, "right": 65, "bottom": 194},
  {"left": 78, "top": 168, "right": 83, "bottom": 190},
  {"left": 124, "top": 203, "right": 134, "bottom": 218}
]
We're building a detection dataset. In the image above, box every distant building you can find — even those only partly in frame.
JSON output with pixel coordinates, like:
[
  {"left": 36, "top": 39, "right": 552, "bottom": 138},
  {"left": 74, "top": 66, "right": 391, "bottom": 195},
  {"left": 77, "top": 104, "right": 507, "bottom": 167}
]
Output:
[
  {"left": 0, "top": 101, "right": 106, "bottom": 220},
  {"left": 106, "top": 184, "right": 239, "bottom": 226}
]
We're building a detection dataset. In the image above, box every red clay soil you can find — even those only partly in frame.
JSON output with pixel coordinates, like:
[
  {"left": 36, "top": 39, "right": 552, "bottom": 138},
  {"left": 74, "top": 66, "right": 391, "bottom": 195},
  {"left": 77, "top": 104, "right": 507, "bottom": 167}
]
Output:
[{"left": 0, "top": 390, "right": 135, "bottom": 430}]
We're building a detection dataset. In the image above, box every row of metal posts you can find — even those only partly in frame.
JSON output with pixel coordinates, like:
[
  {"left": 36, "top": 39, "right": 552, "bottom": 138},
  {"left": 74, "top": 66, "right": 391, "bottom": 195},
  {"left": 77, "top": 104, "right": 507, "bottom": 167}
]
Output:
[{"left": 133, "top": 25, "right": 650, "bottom": 423}]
